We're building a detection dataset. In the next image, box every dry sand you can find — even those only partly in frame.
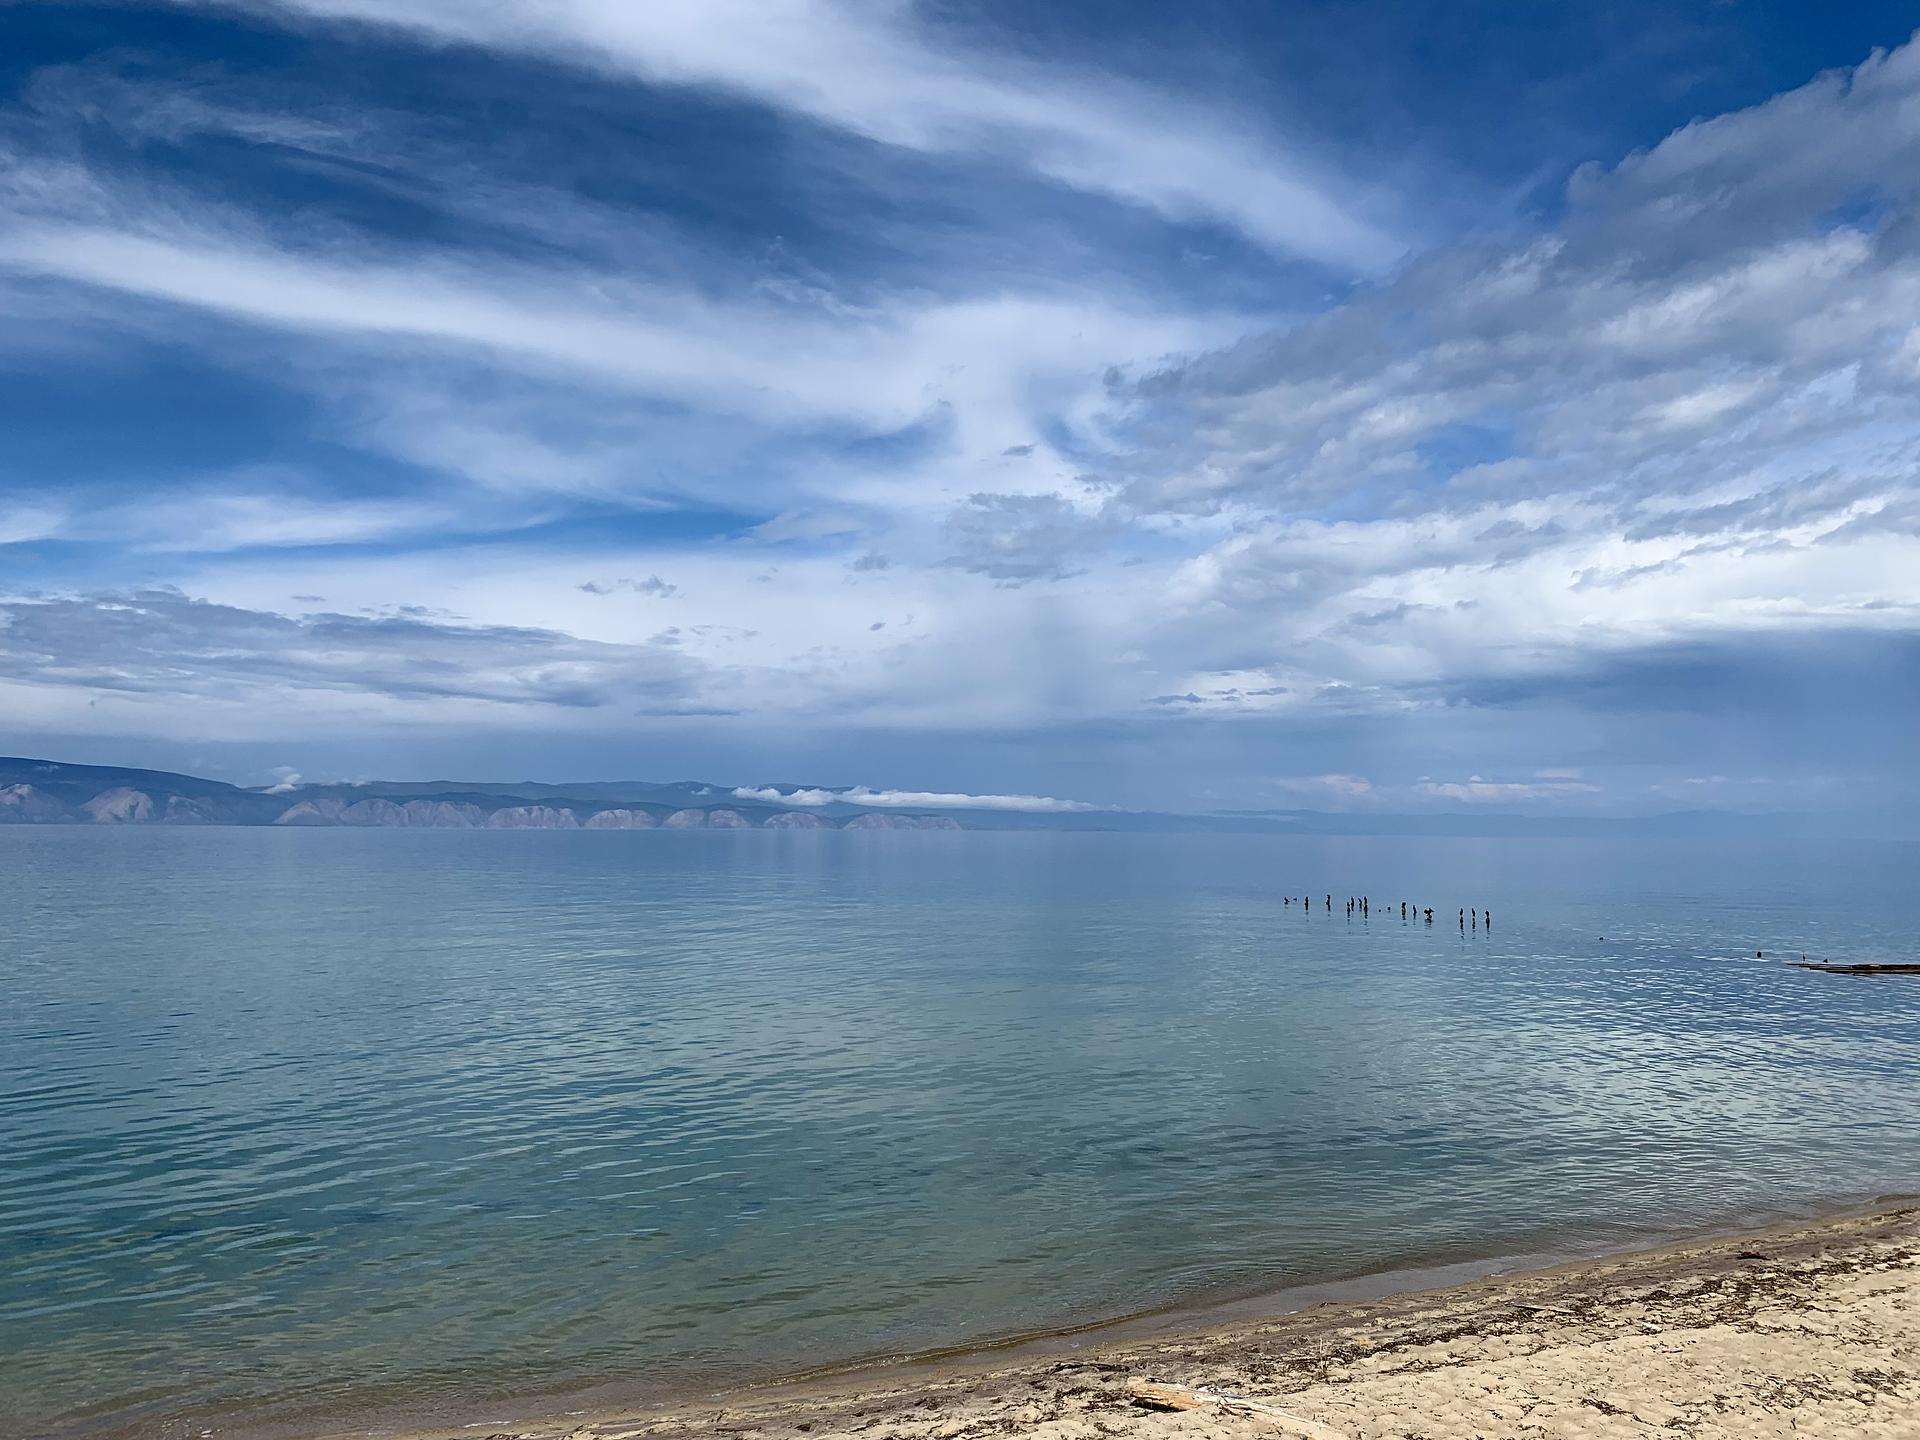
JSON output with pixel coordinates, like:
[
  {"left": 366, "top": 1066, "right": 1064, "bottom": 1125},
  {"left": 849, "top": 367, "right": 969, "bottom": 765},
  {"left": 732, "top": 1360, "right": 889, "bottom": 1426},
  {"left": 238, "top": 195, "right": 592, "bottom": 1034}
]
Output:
[{"left": 375, "top": 1205, "right": 1919, "bottom": 1440}]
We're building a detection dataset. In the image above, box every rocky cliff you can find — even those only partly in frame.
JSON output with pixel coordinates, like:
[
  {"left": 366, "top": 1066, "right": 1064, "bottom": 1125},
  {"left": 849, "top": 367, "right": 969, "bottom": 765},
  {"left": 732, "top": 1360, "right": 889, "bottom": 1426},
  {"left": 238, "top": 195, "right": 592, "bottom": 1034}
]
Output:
[
  {"left": 277, "top": 798, "right": 491, "bottom": 827},
  {"left": 0, "top": 783, "right": 73, "bottom": 822},
  {"left": 583, "top": 808, "right": 657, "bottom": 829},
  {"left": 82, "top": 787, "right": 155, "bottom": 824},
  {"left": 485, "top": 805, "right": 580, "bottom": 829},
  {"left": 274, "top": 798, "right": 345, "bottom": 825}
]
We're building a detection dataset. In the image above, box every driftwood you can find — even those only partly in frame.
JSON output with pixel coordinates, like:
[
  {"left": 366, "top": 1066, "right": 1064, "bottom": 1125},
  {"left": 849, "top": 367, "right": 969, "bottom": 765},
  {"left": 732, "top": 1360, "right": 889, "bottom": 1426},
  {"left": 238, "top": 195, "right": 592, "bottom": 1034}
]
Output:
[
  {"left": 1125, "top": 1379, "right": 1351, "bottom": 1438},
  {"left": 1790, "top": 962, "right": 1920, "bottom": 975}
]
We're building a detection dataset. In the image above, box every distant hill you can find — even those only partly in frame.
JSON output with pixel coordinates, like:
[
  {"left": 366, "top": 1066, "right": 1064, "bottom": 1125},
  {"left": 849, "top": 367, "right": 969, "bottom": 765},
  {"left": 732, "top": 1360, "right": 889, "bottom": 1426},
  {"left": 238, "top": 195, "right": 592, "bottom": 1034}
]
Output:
[
  {"left": 0, "top": 757, "right": 960, "bottom": 831},
  {"left": 0, "top": 755, "right": 1876, "bottom": 837},
  {"left": 0, "top": 757, "right": 284, "bottom": 826}
]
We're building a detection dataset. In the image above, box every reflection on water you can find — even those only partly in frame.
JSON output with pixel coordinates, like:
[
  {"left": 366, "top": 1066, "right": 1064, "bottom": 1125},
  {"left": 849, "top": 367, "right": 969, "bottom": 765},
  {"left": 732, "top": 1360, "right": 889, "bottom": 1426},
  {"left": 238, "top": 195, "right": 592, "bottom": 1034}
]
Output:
[{"left": 3, "top": 828, "right": 1917, "bottom": 1437}]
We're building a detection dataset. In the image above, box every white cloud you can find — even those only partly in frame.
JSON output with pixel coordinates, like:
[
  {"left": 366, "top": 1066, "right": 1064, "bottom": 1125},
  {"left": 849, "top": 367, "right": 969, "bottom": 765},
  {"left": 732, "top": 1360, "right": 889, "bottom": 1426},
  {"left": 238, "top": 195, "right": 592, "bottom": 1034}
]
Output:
[
  {"left": 114, "top": 489, "right": 486, "bottom": 552},
  {"left": 1255, "top": 771, "right": 1608, "bottom": 810},
  {"left": 1645, "top": 379, "right": 1764, "bottom": 431},
  {"left": 204, "top": 0, "right": 1402, "bottom": 269},
  {"left": 1108, "top": 37, "right": 1920, "bottom": 521},
  {"left": 0, "top": 589, "right": 715, "bottom": 718},
  {"left": 1048, "top": 37, "right": 1920, "bottom": 749},
  {"left": 0, "top": 502, "right": 65, "bottom": 545},
  {"left": 0, "top": 197, "right": 1233, "bottom": 527},
  {"left": 752, "top": 509, "right": 869, "bottom": 543},
  {"left": 1414, "top": 776, "right": 1602, "bottom": 804},
  {"left": 1269, "top": 773, "right": 1376, "bottom": 800},
  {"left": 0, "top": 222, "right": 920, "bottom": 428}
]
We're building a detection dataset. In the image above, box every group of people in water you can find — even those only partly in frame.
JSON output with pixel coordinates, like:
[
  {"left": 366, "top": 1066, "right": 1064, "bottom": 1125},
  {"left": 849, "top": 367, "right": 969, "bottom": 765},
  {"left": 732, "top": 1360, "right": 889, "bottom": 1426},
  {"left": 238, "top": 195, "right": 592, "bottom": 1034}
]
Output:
[{"left": 1282, "top": 895, "right": 1492, "bottom": 930}]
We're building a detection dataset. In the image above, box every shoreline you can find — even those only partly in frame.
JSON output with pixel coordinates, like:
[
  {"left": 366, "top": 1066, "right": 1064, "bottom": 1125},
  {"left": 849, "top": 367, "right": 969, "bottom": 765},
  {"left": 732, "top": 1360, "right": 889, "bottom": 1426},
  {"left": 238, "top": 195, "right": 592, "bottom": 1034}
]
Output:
[{"left": 284, "top": 1199, "right": 1920, "bottom": 1440}]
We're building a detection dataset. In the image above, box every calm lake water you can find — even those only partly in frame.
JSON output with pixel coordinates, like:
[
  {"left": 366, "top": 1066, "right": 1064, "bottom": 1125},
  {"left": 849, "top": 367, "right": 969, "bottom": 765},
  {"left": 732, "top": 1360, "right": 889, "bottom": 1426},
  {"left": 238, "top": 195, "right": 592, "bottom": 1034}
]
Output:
[{"left": 4, "top": 827, "right": 1918, "bottom": 1438}]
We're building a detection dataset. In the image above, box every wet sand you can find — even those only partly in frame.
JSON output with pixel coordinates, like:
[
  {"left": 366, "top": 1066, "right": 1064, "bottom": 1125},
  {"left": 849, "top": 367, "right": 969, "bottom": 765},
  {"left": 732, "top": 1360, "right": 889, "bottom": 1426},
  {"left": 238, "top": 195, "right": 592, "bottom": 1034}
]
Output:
[{"left": 351, "top": 1203, "right": 1919, "bottom": 1440}]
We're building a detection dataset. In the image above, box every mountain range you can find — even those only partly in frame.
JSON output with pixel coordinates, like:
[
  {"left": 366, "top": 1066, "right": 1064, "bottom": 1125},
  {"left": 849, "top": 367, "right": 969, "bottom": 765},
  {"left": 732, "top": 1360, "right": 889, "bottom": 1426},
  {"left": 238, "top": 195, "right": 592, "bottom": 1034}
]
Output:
[
  {"left": 0, "top": 755, "right": 1893, "bottom": 838},
  {"left": 0, "top": 757, "right": 959, "bottom": 831}
]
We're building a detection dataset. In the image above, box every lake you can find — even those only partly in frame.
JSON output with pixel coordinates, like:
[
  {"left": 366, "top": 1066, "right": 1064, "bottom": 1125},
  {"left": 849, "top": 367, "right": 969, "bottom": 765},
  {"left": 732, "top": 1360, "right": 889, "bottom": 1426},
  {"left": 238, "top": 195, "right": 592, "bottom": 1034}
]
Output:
[{"left": 3, "top": 827, "right": 1917, "bottom": 1438}]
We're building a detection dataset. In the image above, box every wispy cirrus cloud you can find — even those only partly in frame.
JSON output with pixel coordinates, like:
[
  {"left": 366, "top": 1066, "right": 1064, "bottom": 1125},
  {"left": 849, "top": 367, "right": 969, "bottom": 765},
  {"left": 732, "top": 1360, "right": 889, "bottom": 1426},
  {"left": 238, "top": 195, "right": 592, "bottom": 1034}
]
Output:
[
  {"left": 197, "top": 0, "right": 1403, "bottom": 270},
  {"left": 0, "top": 181, "right": 1229, "bottom": 527},
  {"left": 0, "top": 501, "right": 66, "bottom": 546}
]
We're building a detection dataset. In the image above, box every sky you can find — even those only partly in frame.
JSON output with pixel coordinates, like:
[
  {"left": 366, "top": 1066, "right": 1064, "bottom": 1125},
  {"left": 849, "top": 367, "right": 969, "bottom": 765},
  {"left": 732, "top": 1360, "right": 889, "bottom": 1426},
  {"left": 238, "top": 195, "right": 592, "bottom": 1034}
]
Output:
[{"left": 2, "top": 1, "right": 1918, "bottom": 818}]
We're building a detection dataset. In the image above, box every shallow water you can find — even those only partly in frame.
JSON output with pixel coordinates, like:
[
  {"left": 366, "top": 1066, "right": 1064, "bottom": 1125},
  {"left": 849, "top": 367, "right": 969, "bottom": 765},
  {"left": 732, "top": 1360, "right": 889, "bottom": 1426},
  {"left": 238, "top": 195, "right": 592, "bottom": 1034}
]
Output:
[{"left": 3, "top": 827, "right": 1917, "bottom": 1438}]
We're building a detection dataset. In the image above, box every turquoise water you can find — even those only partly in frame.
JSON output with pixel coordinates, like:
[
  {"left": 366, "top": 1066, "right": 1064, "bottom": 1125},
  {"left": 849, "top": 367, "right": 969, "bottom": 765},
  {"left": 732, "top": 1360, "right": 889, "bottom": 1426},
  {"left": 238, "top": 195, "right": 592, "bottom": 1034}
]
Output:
[{"left": 3, "top": 827, "right": 1918, "bottom": 1438}]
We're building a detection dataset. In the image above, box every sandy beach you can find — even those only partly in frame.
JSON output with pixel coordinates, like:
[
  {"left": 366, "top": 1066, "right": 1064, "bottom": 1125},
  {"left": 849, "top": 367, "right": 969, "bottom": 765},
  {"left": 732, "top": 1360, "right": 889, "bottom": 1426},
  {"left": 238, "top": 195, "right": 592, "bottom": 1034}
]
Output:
[{"left": 360, "top": 1205, "right": 1920, "bottom": 1440}]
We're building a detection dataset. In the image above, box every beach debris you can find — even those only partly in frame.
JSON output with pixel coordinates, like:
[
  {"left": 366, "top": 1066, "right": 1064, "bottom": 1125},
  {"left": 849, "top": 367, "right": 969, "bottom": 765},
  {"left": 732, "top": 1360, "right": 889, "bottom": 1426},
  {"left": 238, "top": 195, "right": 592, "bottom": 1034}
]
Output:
[{"left": 1124, "top": 1379, "right": 1351, "bottom": 1437}]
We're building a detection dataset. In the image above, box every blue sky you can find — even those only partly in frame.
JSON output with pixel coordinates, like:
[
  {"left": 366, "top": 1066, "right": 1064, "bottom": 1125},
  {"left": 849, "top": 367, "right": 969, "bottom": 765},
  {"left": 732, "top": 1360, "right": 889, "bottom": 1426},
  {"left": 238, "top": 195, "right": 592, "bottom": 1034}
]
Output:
[{"left": 3, "top": 1, "right": 1918, "bottom": 818}]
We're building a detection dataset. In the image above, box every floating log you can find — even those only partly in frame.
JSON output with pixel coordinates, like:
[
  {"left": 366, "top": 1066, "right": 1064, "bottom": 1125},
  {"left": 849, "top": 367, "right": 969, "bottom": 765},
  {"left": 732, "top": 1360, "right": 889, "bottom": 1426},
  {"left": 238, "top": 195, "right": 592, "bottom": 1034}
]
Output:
[
  {"left": 1125, "top": 1378, "right": 1350, "bottom": 1437},
  {"left": 1790, "top": 962, "right": 1920, "bottom": 975}
]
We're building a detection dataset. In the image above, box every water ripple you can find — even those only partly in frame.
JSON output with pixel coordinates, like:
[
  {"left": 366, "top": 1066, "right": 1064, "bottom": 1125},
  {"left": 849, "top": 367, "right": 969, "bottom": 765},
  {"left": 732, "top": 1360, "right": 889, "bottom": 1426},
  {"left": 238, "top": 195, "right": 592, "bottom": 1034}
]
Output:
[{"left": 2, "top": 829, "right": 1918, "bottom": 1438}]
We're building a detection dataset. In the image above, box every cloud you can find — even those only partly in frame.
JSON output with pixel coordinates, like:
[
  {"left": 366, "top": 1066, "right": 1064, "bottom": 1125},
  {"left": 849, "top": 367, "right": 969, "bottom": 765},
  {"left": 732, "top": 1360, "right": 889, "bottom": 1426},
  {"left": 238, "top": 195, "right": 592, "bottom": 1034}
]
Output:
[
  {"left": 1253, "top": 771, "right": 1602, "bottom": 809},
  {"left": 579, "top": 575, "right": 680, "bottom": 598},
  {"left": 1413, "top": 775, "right": 1602, "bottom": 804},
  {"left": 732, "top": 784, "right": 1099, "bottom": 812},
  {"left": 101, "top": 488, "right": 502, "bottom": 552},
  {"left": 0, "top": 222, "right": 915, "bottom": 428},
  {"left": 203, "top": 0, "right": 1402, "bottom": 269},
  {"left": 0, "top": 138, "right": 1229, "bottom": 554},
  {"left": 752, "top": 509, "right": 869, "bottom": 542},
  {"left": 943, "top": 492, "right": 1114, "bottom": 582},
  {"left": 1065, "top": 38, "right": 1920, "bottom": 782},
  {"left": 0, "top": 589, "right": 711, "bottom": 711},
  {"left": 1270, "top": 773, "right": 1376, "bottom": 800},
  {"left": 1108, "top": 38, "right": 1920, "bottom": 523},
  {"left": 0, "top": 502, "right": 66, "bottom": 545}
]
